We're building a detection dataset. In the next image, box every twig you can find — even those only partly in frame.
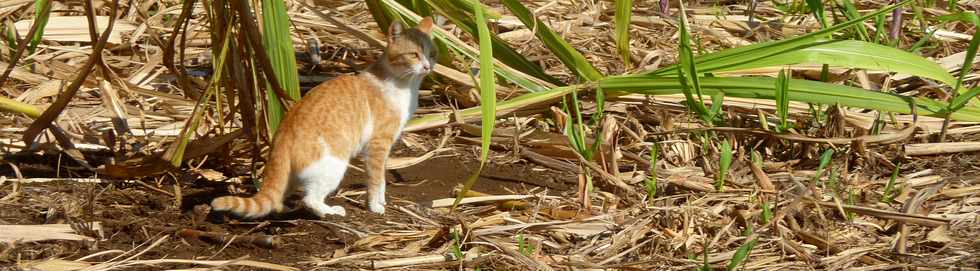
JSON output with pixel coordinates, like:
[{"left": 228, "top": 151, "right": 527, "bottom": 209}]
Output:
[
  {"left": 3, "top": 178, "right": 106, "bottom": 184},
  {"left": 571, "top": 150, "right": 634, "bottom": 193},
  {"left": 807, "top": 198, "right": 950, "bottom": 227},
  {"left": 394, "top": 205, "right": 442, "bottom": 227},
  {"left": 133, "top": 180, "right": 174, "bottom": 197},
  {"left": 520, "top": 148, "right": 580, "bottom": 173},
  {"left": 895, "top": 182, "right": 945, "bottom": 254},
  {"left": 904, "top": 142, "right": 980, "bottom": 156},
  {"left": 177, "top": 229, "right": 279, "bottom": 249}
]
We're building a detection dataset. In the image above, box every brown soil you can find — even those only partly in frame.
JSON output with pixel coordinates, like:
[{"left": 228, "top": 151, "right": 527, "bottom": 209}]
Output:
[{"left": 0, "top": 147, "right": 575, "bottom": 270}]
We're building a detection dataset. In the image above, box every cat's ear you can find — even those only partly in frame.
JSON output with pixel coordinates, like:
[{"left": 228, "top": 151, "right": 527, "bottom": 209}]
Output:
[
  {"left": 417, "top": 17, "right": 434, "bottom": 35},
  {"left": 387, "top": 21, "right": 404, "bottom": 44}
]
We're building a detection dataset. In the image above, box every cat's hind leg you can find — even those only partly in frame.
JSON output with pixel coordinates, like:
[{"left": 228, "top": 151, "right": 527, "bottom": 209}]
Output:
[{"left": 297, "top": 153, "right": 349, "bottom": 217}]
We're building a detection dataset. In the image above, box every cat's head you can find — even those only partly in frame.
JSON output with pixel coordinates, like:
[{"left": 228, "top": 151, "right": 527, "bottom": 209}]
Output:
[{"left": 383, "top": 17, "right": 437, "bottom": 79}]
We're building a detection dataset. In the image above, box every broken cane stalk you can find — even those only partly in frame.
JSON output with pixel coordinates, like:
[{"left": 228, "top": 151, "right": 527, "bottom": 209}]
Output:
[{"left": 371, "top": 247, "right": 480, "bottom": 269}]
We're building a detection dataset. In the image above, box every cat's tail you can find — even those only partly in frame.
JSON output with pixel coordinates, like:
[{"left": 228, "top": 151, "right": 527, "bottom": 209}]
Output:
[{"left": 210, "top": 149, "right": 289, "bottom": 219}]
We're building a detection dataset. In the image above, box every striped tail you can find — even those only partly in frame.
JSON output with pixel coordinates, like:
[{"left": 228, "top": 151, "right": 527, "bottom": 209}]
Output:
[{"left": 211, "top": 152, "right": 290, "bottom": 219}]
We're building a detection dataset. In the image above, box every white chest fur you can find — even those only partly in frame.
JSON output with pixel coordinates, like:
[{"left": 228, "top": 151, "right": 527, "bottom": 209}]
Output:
[{"left": 364, "top": 73, "right": 420, "bottom": 129}]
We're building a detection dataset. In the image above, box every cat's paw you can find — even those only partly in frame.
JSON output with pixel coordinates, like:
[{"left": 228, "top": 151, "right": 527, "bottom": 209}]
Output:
[
  {"left": 369, "top": 200, "right": 386, "bottom": 215},
  {"left": 324, "top": 205, "right": 347, "bottom": 217}
]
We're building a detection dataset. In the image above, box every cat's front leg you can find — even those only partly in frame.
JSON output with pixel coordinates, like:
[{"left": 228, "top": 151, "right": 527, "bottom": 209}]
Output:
[{"left": 364, "top": 137, "right": 395, "bottom": 215}]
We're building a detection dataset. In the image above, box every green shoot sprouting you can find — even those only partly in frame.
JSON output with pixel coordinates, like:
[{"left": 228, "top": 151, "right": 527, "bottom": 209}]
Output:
[
  {"left": 717, "top": 139, "right": 733, "bottom": 191},
  {"left": 726, "top": 236, "right": 758, "bottom": 271},
  {"left": 761, "top": 201, "right": 773, "bottom": 224},
  {"left": 874, "top": 13, "right": 887, "bottom": 44},
  {"left": 943, "top": 12, "right": 980, "bottom": 112},
  {"left": 839, "top": 0, "right": 870, "bottom": 41},
  {"left": 827, "top": 168, "right": 840, "bottom": 194},
  {"left": 882, "top": 162, "right": 901, "bottom": 203},
  {"left": 450, "top": 229, "right": 464, "bottom": 260},
  {"left": 676, "top": 1, "right": 713, "bottom": 122},
  {"left": 516, "top": 233, "right": 536, "bottom": 256},
  {"left": 614, "top": 0, "right": 632, "bottom": 69},
  {"left": 645, "top": 143, "right": 659, "bottom": 200},
  {"left": 805, "top": 0, "right": 827, "bottom": 29},
  {"left": 775, "top": 68, "right": 790, "bottom": 132},
  {"left": 29, "top": 0, "right": 51, "bottom": 54},
  {"left": 813, "top": 149, "right": 834, "bottom": 185}
]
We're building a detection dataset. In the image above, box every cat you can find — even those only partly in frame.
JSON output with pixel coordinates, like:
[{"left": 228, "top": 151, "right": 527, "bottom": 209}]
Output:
[{"left": 210, "top": 17, "right": 437, "bottom": 219}]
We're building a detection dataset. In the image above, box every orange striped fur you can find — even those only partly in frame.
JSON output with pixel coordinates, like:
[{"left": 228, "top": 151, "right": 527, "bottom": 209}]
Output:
[{"left": 210, "top": 17, "right": 437, "bottom": 219}]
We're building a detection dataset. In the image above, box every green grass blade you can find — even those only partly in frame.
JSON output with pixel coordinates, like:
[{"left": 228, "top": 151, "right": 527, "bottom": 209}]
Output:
[
  {"left": 726, "top": 237, "right": 758, "bottom": 271},
  {"left": 882, "top": 161, "right": 901, "bottom": 203},
  {"left": 943, "top": 12, "right": 980, "bottom": 110},
  {"left": 717, "top": 139, "right": 732, "bottom": 191},
  {"left": 599, "top": 76, "right": 980, "bottom": 121},
  {"left": 828, "top": 168, "right": 840, "bottom": 193},
  {"left": 676, "top": 1, "right": 711, "bottom": 121},
  {"left": 775, "top": 68, "right": 790, "bottom": 132},
  {"left": 760, "top": 201, "right": 773, "bottom": 224},
  {"left": 708, "top": 90, "right": 725, "bottom": 120},
  {"left": 805, "top": 0, "right": 827, "bottom": 29},
  {"left": 874, "top": 13, "right": 886, "bottom": 44},
  {"left": 475, "top": 3, "right": 496, "bottom": 180},
  {"left": 4, "top": 26, "right": 14, "bottom": 55},
  {"left": 409, "top": 67, "right": 980, "bottom": 136},
  {"left": 423, "top": 0, "right": 562, "bottom": 85},
  {"left": 500, "top": 0, "right": 603, "bottom": 81},
  {"left": 261, "top": 0, "right": 301, "bottom": 134},
  {"left": 645, "top": 143, "right": 659, "bottom": 200},
  {"left": 614, "top": 0, "right": 632, "bottom": 69},
  {"left": 909, "top": 29, "right": 937, "bottom": 54},
  {"left": 586, "top": 84, "right": 606, "bottom": 156},
  {"left": 29, "top": 0, "right": 50, "bottom": 53},
  {"left": 563, "top": 87, "right": 590, "bottom": 159},
  {"left": 839, "top": 0, "right": 870, "bottom": 41},
  {"left": 657, "top": 39, "right": 958, "bottom": 87},
  {"left": 169, "top": 25, "right": 234, "bottom": 166},
  {"left": 814, "top": 149, "right": 834, "bottom": 184},
  {"left": 952, "top": 87, "right": 980, "bottom": 112},
  {"left": 649, "top": 0, "right": 912, "bottom": 76},
  {"left": 406, "top": 85, "right": 574, "bottom": 131},
  {"left": 452, "top": 1, "right": 495, "bottom": 210},
  {"left": 366, "top": 0, "right": 399, "bottom": 33}
]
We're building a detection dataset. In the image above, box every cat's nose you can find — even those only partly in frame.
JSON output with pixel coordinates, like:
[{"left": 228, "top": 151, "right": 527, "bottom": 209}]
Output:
[{"left": 422, "top": 62, "right": 431, "bottom": 71}]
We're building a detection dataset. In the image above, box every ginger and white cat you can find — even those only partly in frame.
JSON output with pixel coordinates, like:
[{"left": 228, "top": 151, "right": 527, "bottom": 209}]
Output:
[{"left": 210, "top": 17, "right": 437, "bottom": 218}]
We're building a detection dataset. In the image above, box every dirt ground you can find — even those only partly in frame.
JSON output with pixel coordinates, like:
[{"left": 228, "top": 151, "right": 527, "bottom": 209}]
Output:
[
  {"left": 0, "top": 143, "right": 578, "bottom": 270},
  {"left": 3, "top": 143, "right": 980, "bottom": 270}
]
